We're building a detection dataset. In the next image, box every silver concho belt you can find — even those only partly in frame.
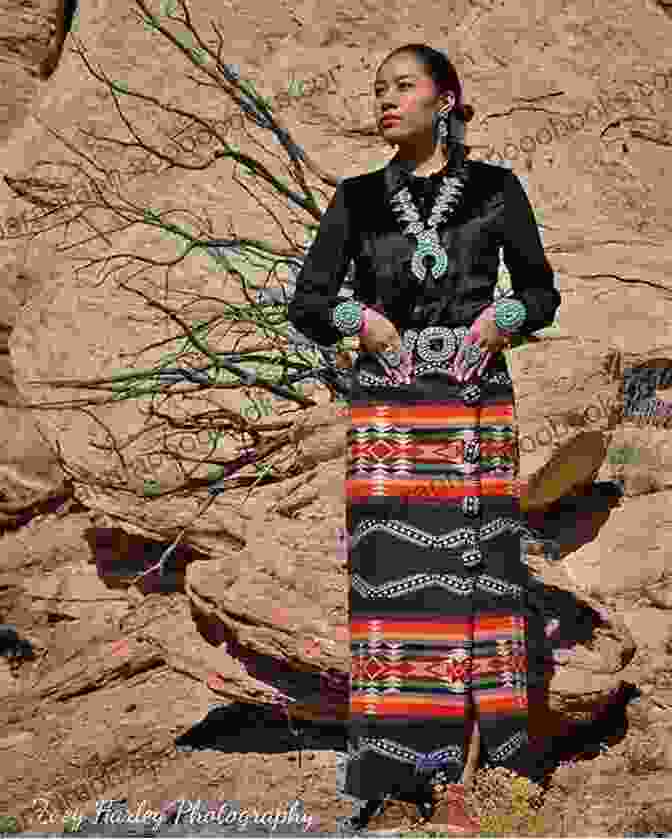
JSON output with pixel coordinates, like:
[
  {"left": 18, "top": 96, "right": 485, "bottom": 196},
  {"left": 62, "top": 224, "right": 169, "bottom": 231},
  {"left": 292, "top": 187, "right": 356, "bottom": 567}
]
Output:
[
  {"left": 403, "top": 325, "right": 470, "bottom": 376},
  {"left": 356, "top": 324, "right": 511, "bottom": 390}
]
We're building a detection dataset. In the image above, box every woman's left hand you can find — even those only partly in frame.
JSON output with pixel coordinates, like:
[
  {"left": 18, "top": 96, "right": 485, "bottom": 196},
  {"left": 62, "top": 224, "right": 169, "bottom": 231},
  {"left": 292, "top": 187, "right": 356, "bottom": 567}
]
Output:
[{"left": 452, "top": 305, "right": 511, "bottom": 383}]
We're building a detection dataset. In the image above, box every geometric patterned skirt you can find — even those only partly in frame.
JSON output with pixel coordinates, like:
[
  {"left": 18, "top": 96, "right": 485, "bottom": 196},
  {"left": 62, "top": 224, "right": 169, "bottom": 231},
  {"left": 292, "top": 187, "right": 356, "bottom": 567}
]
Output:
[{"left": 342, "top": 339, "right": 544, "bottom": 804}]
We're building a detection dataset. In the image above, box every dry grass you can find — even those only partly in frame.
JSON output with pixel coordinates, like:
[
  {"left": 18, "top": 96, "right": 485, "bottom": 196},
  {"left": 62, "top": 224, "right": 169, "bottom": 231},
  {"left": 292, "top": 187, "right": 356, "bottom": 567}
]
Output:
[
  {"left": 399, "top": 767, "right": 557, "bottom": 837},
  {"left": 393, "top": 767, "right": 571, "bottom": 837},
  {"left": 464, "top": 767, "right": 547, "bottom": 837},
  {"left": 395, "top": 768, "right": 552, "bottom": 837}
]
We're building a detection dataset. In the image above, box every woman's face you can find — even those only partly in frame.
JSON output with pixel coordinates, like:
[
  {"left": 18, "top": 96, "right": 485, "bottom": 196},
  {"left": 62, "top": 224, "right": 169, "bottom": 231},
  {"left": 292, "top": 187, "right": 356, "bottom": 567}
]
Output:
[{"left": 374, "top": 53, "right": 454, "bottom": 147}]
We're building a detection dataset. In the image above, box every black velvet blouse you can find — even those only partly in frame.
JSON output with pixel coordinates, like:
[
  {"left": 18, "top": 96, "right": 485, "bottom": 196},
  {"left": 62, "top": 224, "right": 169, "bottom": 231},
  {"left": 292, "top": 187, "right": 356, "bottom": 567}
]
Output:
[{"left": 287, "top": 147, "right": 561, "bottom": 347}]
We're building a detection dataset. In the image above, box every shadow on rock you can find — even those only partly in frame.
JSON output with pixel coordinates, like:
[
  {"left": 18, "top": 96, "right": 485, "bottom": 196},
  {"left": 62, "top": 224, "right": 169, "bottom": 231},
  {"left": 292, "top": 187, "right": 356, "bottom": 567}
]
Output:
[
  {"left": 0, "top": 625, "right": 35, "bottom": 661},
  {"left": 523, "top": 558, "right": 638, "bottom": 787},
  {"left": 84, "top": 525, "right": 207, "bottom": 595},
  {"left": 525, "top": 480, "right": 623, "bottom": 560},
  {"left": 547, "top": 682, "right": 640, "bottom": 765},
  {"left": 174, "top": 701, "right": 348, "bottom": 755},
  {"left": 192, "top": 608, "right": 348, "bottom": 722}
]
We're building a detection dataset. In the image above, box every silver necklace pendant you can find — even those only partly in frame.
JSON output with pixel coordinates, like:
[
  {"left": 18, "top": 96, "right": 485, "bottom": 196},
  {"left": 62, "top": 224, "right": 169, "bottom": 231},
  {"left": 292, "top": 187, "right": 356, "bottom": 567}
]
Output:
[
  {"left": 411, "top": 229, "right": 448, "bottom": 280},
  {"left": 389, "top": 172, "right": 466, "bottom": 283}
]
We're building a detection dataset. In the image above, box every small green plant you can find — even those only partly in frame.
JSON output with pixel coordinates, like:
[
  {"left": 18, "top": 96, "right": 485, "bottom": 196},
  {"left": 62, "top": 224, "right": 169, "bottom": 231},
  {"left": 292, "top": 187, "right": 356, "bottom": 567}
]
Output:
[
  {"left": 286, "top": 78, "right": 305, "bottom": 98},
  {"left": 63, "top": 813, "right": 83, "bottom": 832},
  {"left": 0, "top": 815, "right": 20, "bottom": 833},
  {"left": 207, "top": 465, "right": 228, "bottom": 482},
  {"left": 143, "top": 479, "right": 162, "bottom": 496},
  {"left": 608, "top": 444, "right": 642, "bottom": 466}
]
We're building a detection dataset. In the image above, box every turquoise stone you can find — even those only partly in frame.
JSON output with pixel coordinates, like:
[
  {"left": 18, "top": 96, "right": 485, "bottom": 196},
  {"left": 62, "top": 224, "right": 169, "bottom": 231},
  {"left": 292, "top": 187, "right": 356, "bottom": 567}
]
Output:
[{"left": 411, "top": 240, "right": 448, "bottom": 280}]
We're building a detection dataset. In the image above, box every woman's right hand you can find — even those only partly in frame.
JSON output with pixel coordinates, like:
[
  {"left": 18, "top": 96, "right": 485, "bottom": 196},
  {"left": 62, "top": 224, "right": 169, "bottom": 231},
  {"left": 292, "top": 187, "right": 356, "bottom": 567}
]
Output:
[
  {"left": 359, "top": 308, "right": 412, "bottom": 384},
  {"left": 359, "top": 308, "right": 402, "bottom": 354}
]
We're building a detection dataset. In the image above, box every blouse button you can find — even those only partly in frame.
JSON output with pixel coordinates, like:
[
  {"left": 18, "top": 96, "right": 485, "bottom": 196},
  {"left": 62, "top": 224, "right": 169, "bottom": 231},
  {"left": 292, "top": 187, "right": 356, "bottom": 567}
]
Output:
[
  {"left": 462, "top": 496, "right": 481, "bottom": 517},
  {"left": 463, "top": 439, "right": 480, "bottom": 464}
]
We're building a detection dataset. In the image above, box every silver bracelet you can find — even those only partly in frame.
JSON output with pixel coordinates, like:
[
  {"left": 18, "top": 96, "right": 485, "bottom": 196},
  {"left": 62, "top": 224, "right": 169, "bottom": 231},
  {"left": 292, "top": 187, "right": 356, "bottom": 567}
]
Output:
[
  {"left": 494, "top": 297, "right": 527, "bottom": 333},
  {"left": 331, "top": 300, "right": 364, "bottom": 336}
]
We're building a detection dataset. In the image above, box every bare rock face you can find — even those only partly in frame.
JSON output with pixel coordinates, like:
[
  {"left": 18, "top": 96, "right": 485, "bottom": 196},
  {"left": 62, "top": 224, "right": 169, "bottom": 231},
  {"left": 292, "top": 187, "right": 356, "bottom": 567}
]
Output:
[
  {"left": 508, "top": 339, "right": 622, "bottom": 483},
  {"left": 0, "top": 0, "right": 69, "bottom": 145},
  {"left": 0, "top": 209, "right": 68, "bottom": 511},
  {"left": 182, "top": 466, "right": 351, "bottom": 722},
  {"left": 562, "top": 490, "right": 672, "bottom": 597}
]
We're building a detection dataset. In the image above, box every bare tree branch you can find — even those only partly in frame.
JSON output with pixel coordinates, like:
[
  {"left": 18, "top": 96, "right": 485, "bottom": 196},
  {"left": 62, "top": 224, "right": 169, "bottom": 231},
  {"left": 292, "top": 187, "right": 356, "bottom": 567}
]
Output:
[{"left": 6, "top": 0, "right": 355, "bottom": 539}]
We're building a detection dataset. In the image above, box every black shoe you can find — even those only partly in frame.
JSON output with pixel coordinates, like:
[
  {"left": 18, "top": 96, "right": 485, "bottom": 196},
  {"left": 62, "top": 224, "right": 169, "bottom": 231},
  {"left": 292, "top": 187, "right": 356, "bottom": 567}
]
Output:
[
  {"left": 415, "top": 796, "right": 435, "bottom": 823},
  {"left": 338, "top": 799, "right": 386, "bottom": 834}
]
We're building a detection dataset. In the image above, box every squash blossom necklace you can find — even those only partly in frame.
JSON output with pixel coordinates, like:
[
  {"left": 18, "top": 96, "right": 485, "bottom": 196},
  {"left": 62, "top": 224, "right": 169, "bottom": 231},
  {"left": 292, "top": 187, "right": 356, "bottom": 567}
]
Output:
[{"left": 388, "top": 154, "right": 468, "bottom": 290}]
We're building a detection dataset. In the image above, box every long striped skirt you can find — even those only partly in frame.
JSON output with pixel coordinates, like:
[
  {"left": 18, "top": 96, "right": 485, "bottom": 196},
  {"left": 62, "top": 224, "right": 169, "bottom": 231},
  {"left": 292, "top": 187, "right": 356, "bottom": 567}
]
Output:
[{"left": 342, "top": 337, "right": 543, "bottom": 804}]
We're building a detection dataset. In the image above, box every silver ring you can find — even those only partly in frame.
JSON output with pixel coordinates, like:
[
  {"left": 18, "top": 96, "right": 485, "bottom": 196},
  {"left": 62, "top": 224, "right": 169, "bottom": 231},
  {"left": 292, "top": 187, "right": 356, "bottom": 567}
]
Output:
[
  {"left": 463, "top": 344, "right": 484, "bottom": 366},
  {"left": 453, "top": 326, "right": 469, "bottom": 345}
]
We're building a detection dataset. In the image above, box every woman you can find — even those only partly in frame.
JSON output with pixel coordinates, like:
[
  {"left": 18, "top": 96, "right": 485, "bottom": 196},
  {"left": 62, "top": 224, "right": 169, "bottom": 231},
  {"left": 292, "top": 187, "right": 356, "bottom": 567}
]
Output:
[{"left": 287, "top": 44, "right": 561, "bottom": 834}]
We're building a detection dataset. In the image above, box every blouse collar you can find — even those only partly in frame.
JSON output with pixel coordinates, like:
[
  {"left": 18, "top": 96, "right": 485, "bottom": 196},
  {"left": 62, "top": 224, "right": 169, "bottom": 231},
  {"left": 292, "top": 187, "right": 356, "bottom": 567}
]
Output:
[{"left": 384, "top": 143, "right": 469, "bottom": 197}]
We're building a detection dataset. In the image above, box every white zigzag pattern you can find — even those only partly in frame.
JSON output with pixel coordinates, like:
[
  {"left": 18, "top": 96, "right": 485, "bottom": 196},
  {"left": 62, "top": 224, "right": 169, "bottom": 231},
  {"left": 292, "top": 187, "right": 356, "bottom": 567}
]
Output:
[
  {"left": 351, "top": 572, "right": 522, "bottom": 599},
  {"left": 349, "top": 737, "right": 464, "bottom": 767},
  {"left": 350, "top": 517, "right": 536, "bottom": 550}
]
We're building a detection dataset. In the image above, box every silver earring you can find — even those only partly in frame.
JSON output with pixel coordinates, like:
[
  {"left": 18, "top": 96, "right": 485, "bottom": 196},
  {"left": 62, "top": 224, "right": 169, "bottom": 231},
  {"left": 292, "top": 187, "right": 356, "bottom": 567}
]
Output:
[{"left": 437, "top": 109, "right": 452, "bottom": 143}]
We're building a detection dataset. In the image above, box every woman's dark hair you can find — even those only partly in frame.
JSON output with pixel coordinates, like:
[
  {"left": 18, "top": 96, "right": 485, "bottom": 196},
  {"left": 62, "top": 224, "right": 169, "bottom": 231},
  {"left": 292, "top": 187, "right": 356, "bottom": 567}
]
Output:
[{"left": 377, "top": 44, "right": 475, "bottom": 124}]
